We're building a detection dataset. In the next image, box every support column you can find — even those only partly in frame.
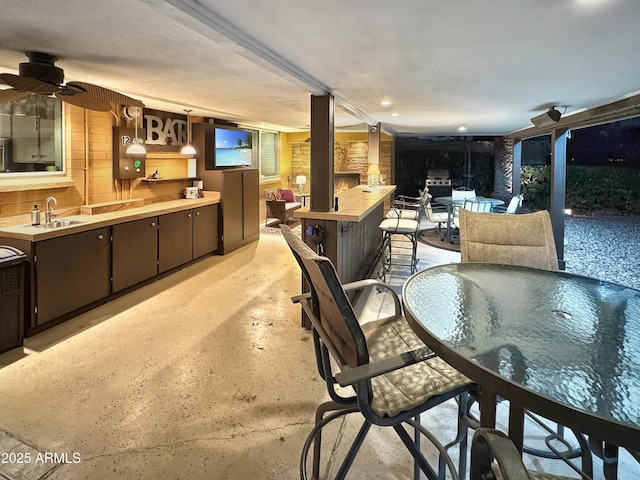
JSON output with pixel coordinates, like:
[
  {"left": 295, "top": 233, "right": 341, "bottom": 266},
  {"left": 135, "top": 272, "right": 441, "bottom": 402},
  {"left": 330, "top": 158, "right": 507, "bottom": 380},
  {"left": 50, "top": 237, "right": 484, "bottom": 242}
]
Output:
[
  {"left": 551, "top": 128, "right": 569, "bottom": 270},
  {"left": 513, "top": 138, "right": 522, "bottom": 196},
  {"left": 310, "top": 94, "right": 334, "bottom": 212},
  {"left": 368, "top": 123, "right": 380, "bottom": 165}
]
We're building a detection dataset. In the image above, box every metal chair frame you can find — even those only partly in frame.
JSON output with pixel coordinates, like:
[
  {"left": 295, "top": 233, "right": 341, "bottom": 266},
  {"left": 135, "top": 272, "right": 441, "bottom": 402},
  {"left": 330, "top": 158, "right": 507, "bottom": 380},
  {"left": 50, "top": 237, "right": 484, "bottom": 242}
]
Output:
[{"left": 281, "top": 225, "right": 475, "bottom": 480}]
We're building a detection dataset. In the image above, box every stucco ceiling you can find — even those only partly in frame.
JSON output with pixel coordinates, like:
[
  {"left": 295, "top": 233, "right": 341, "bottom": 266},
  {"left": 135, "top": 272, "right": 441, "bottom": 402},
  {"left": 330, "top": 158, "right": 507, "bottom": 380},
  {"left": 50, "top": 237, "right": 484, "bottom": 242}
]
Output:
[{"left": 1, "top": 0, "right": 639, "bottom": 136}]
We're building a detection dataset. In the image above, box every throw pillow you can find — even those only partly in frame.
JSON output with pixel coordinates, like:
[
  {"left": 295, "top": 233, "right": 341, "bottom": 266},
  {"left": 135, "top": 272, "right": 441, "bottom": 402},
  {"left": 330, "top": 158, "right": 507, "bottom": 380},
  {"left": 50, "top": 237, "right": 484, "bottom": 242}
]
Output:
[
  {"left": 267, "top": 191, "right": 277, "bottom": 201},
  {"left": 278, "top": 188, "right": 295, "bottom": 203}
]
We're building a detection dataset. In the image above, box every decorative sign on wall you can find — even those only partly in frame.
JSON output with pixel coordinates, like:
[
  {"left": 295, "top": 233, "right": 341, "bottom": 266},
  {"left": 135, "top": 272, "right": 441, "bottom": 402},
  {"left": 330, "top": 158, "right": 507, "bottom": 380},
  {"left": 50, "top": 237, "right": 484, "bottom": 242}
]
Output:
[{"left": 142, "top": 108, "right": 188, "bottom": 147}]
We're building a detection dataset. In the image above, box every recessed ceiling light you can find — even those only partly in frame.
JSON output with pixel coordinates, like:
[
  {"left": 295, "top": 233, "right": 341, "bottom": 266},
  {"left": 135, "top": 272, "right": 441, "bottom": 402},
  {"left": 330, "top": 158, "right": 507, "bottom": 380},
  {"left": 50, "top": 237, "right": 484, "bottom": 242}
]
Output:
[
  {"left": 381, "top": 101, "right": 392, "bottom": 107},
  {"left": 576, "top": 0, "right": 611, "bottom": 6},
  {"left": 458, "top": 125, "right": 467, "bottom": 132},
  {"left": 391, "top": 113, "right": 399, "bottom": 117}
]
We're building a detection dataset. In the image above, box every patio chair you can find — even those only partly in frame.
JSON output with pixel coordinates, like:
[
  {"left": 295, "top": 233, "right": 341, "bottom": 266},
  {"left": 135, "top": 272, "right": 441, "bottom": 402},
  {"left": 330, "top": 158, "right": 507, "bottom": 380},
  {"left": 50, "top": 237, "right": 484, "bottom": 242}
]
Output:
[
  {"left": 470, "top": 428, "right": 575, "bottom": 480},
  {"left": 451, "top": 186, "right": 476, "bottom": 202},
  {"left": 425, "top": 196, "right": 449, "bottom": 240},
  {"left": 459, "top": 210, "right": 594, "bottom": 475},
  {"left": 458, "top": 209, "right": 558, "bottom": 270},
  {"left": 280, "top": 224, "right": 475, "bottom": 480},
  {"left": 493, "top": 194, "right": 524, "bottom": 214},
  {"left": 453, "top": 197, "right": 494, "bottom": 229}
]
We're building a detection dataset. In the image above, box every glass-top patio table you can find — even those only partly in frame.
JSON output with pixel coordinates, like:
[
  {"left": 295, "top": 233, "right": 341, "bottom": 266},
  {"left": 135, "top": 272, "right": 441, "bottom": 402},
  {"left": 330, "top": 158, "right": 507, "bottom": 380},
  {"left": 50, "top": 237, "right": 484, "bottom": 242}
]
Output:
[
  {"left": 402, "top": 262, "right": 640, "bottom": 478},
  {"left": 434, "top": 196, "right": 504, "bottom": 242}
]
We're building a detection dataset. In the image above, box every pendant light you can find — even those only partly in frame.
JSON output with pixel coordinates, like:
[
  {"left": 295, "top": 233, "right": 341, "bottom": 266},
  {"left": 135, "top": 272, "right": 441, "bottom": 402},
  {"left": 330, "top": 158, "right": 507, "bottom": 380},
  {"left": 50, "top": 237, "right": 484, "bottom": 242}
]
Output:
[
  {"left": 126, "top": 106, "right": 146, "bottom": 154},
  {"left": 181, "top": 109, "right": 197, "bottom": 155}
]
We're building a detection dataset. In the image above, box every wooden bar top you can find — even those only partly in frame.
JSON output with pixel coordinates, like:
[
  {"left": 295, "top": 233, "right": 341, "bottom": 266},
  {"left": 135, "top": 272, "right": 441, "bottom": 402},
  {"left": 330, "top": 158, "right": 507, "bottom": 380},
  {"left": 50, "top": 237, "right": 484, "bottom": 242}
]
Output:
[{"left": 294, "top": 185, "right": 395, "bottom": 222}]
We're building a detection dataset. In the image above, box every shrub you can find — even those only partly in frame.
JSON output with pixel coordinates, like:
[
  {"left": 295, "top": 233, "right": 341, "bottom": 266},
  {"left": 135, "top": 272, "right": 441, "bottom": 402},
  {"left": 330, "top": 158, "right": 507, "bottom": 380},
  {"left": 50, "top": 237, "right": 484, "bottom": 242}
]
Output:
[{"left": 521, "top": 165, "right": 640, "bottom": 214}]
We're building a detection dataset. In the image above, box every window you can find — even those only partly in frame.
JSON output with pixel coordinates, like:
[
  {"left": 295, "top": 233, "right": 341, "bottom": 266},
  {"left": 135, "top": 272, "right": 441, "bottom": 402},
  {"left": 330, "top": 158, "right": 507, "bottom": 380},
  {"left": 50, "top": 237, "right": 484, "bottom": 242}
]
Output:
[
  {"left": 258, "top": 130, "right": 278, "bottom": 178},
  {"left": 0, "top": 95, "right": 64, "bottom": 174}
]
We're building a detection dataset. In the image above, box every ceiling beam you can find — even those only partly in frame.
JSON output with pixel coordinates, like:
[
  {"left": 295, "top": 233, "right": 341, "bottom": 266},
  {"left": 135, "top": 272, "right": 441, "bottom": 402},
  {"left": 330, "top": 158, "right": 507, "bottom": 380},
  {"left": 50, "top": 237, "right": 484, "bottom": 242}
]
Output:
[
  {"left": 509, "top": 93, "right": 640, "bottom": 140},
  {"left": 155, "top": 0, "right": 379, "bottom": 128}
]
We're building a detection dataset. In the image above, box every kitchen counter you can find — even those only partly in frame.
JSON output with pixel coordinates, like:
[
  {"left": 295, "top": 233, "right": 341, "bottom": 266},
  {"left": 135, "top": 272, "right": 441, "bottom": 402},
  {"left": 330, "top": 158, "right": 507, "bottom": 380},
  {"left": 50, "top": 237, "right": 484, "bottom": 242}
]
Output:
[{"left": 0, "top": 192, "right": 221, "bottom": 241}]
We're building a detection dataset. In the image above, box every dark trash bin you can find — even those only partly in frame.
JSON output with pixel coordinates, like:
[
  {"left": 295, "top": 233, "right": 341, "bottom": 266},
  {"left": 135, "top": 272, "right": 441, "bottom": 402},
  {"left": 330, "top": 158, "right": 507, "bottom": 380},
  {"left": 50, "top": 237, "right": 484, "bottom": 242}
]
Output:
[{"left": 0, "top": 246, "right": 27, "bottom": 354}]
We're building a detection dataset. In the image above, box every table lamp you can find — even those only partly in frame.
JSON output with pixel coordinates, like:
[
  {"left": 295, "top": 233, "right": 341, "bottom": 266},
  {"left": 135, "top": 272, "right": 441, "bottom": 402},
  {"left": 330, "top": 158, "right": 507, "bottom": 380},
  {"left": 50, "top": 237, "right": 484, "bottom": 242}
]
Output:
[
  {"left": 295, "top": 175, "right": 307, "bottom": 193},
  {"left": 367, "top": 164, "right": 381, "bottom": 187}
]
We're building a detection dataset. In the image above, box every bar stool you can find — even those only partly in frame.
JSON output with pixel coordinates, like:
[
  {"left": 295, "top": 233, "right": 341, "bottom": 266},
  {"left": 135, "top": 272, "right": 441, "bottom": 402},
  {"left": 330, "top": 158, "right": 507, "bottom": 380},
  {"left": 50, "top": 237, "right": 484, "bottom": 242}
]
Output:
[
  {"left": 378, "top": 206, "right": 423, "bottom": 281},
  {"left": 386, "top": 188, "right": 429, "bottom": 221}
]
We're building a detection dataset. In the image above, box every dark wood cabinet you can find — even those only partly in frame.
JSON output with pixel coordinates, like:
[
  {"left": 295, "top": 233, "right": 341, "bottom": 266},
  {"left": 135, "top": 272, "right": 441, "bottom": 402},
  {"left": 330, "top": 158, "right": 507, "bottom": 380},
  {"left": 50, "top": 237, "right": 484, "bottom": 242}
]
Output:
[
  {"left": 0, "top": 200, "right": 220, "bottom": 336},
  {"left": 112, "top": 217, "right": 159, "bottom": 292},
  {"left": 158, "top": 210, "right": 193, "bottom": 273},
  {"left": 193, "top": 204, "right": 218, "bottom": 258},
  {"left": 34, "top": 227, "right": 111, "bottom": 326},
  {"left": 197, "top": 168, "right": 259, "bottom": 254}
]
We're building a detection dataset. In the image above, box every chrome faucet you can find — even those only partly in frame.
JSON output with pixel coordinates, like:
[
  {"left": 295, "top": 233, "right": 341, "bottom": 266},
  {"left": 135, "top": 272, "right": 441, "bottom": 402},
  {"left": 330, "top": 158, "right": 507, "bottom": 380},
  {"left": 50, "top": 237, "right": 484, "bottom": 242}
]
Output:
[{"left": 44, "top": 196, "right": 57, "bottom": 224}]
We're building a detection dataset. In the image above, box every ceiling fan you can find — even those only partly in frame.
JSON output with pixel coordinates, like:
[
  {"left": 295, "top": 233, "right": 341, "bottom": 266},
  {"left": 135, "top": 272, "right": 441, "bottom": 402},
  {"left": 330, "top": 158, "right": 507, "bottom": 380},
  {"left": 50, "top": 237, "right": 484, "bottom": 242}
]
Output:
[{"left": 0, "top": 51, "right": 144, "bottom": 112}]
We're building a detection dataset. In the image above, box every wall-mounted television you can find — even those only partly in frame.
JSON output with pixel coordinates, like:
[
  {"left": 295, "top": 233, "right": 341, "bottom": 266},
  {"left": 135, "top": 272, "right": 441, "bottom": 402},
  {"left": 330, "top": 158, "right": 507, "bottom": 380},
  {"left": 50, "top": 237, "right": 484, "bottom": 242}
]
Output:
[{"left": 209, "top": 124, "right": 254, "bottom": 169}]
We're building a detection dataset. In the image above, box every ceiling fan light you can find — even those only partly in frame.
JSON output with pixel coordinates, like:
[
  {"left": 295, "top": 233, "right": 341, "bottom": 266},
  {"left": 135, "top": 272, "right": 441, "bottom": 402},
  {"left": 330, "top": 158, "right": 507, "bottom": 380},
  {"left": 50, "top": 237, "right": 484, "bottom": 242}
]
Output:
[{"left": 180, "top": 144, "right": 196, "bottom": 155}]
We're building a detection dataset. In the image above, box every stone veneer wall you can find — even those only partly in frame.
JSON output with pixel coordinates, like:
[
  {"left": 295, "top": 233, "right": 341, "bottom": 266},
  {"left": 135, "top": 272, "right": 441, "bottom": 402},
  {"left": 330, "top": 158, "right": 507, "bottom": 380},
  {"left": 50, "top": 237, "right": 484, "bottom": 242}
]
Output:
[{"left": 290, "top": 136, "right": 393, "bottom": 190}]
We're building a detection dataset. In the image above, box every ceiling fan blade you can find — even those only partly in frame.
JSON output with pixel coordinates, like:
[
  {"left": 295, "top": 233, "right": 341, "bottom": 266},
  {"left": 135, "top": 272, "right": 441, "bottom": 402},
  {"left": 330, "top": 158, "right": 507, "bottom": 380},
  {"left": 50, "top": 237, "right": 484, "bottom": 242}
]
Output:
[
  {"left": 66, "top": 82, "right": 144, "bottom": 108},
  {"left": 0, "top": 88, "right": 31, "bottom": 104},
  {"left": 55, "top": 91, "right": 112, "bottom": 112},
  {"left": 0, "top": 73, "right": 60, "bottom": 94}
]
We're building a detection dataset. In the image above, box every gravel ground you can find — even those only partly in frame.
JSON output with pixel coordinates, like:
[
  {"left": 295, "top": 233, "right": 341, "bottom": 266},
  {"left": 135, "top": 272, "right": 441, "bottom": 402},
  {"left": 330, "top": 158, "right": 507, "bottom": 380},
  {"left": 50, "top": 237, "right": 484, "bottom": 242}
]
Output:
[{"left": 564, "top": 215, "right": 640, "bottom": 290}]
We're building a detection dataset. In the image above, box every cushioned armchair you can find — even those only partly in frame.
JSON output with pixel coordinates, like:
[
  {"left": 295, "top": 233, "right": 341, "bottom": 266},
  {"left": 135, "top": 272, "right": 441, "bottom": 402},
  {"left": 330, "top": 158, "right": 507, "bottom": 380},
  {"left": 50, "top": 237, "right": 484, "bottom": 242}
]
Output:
[{"left": 264, "top": 188, "right": 301, "bottom": 226}]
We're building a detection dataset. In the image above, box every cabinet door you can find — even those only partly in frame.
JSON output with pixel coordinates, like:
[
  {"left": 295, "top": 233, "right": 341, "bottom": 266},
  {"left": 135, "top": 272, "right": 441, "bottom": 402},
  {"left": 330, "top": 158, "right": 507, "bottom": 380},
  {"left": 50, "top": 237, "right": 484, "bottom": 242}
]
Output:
[
  {"left": 242, "top": 169, "right": 260, "bottom": 239},
  {"left": 193, "top": 205, "right": 218, "bottom": 258},
  {"left": 158, "top": 210, "right": 193, "bottom": 273},
  {"left": 35, "top": 227, "right": 111, "bottom": 325},
  {"left": 222, "top": 170, "right": 243, "bottom": 248},
  {"left": 112, "top": 217, "right": 158, "bottom": 292}
]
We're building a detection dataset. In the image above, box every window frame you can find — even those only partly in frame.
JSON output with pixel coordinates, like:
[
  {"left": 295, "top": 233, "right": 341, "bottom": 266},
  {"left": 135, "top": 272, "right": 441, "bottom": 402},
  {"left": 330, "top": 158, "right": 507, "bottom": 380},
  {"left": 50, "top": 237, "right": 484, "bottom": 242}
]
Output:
[
  {"left": 0, "top": 95, "right": 66, "bottom": 177},
  {"left": 256, "top": 129, "right": 279, "bottom": 180}
]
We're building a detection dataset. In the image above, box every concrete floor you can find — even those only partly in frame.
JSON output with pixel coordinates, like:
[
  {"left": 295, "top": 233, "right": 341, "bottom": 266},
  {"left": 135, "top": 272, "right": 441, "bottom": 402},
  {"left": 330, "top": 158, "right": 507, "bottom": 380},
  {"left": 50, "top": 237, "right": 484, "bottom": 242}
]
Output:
[{"left": 0, "top": 228, "right": 635, "bottom": 479}]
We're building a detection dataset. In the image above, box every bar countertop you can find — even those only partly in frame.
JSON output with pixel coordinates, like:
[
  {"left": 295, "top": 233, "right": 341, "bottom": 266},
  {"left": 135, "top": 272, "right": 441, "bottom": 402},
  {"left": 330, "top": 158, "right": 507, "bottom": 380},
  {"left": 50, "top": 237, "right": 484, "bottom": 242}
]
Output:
[{"left": 294, "top": 185, "right": 395, "bottom": 222}]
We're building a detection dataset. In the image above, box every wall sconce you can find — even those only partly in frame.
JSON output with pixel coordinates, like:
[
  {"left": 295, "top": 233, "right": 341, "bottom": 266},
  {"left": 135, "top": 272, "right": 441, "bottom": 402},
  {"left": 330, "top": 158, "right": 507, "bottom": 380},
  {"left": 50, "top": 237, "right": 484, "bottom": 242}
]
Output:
[
  {"left": 295, "top": 175, "right": 307, "bottom": 193},
  {"left": 180, "top": 109, "right": 197, "bottom": 155},
  {"left": 367, "top": 164, "right": 381, "bottom": 187},
  {"left": 126, "top": 106, "right": 146, "bottom": 155}
]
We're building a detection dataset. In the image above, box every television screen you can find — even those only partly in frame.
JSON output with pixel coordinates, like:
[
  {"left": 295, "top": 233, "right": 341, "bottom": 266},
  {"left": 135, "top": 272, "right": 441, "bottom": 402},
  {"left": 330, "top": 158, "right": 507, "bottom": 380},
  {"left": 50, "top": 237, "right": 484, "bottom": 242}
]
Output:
[{"left": 214, "top": 126, "right": 253, "bottom": 167}]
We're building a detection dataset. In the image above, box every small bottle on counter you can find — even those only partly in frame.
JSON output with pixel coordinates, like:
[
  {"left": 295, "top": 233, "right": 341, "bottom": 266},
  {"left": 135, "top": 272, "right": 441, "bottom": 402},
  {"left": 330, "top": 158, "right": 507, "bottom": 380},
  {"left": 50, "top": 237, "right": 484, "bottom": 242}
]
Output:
[{"left": 31, "top": 204, "right": 41, "bottom": 225}]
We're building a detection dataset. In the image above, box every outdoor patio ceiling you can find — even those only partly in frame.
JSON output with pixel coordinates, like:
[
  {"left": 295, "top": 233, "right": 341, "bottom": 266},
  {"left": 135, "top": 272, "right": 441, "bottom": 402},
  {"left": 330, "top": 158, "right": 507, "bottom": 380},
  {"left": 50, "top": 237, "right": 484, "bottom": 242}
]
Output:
[{"left": 1, "top": 0, "right": 639, "bottom": 135}]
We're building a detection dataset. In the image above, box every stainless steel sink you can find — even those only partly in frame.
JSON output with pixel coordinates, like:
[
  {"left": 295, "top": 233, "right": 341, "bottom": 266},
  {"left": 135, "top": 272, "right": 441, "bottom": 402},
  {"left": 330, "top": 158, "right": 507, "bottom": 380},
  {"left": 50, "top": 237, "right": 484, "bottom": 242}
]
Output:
[{"left": 27, "top": 219, "right": 87, "bottom": 229}]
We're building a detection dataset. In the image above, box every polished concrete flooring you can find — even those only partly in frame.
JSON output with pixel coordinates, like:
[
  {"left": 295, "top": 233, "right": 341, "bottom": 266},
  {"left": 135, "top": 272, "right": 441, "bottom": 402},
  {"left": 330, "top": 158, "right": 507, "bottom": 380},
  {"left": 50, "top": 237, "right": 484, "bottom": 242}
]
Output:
[{"left": 0, "top": 228, "right": 635, "bottom": 479}]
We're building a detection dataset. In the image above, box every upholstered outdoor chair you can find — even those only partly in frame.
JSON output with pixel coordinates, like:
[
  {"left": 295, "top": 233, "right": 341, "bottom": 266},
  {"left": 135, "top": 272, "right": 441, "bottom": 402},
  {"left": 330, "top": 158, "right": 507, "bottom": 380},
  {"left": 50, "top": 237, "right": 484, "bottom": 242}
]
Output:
[
  {"left": 459, "top": 210, "right": 595, "bottom": 476},
  {"left": 280, "top": 224, "right": 475, "bottom": 480},
  {"left": 458, "top": 209, "right": 558, "bottom": 270},
  {"left": 264, "top": 188, "right": 301, "bottom": 226}
]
